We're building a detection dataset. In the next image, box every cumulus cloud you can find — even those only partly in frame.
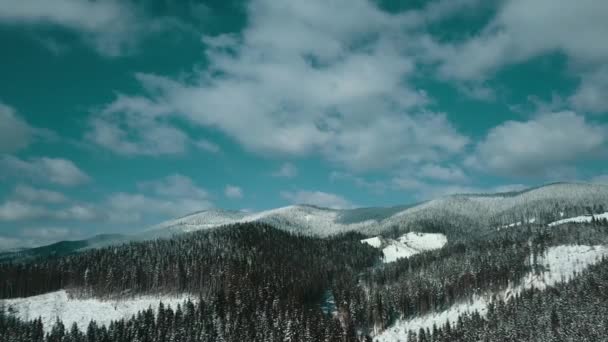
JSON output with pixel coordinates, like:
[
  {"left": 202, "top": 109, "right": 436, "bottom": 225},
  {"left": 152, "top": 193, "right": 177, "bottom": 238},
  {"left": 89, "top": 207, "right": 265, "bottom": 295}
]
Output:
[
  {"left": 195, "top": 139, "right": 221, "bottom": 153},
  {"left": 0, "top": 201, "right": 48, "bottom": 221},
  {"left": 138, "top": 174, "right": 208, "bottom": 199},
  {"left": 0, "top": 227, "right": 82, "bottom": 251},
  {"left": 424, "top": 0, "right": 608, "bottom": 81},
  {"left": 280, "top": 190, "right": 355, "bottom": 209},
  {"left": 107, "top": 174, "right": 213, "bottom": 222},
  {"left": 272, "top": 163, "right": 298, "bottom": 178},
  {"left": 224, "top": 185, "right": 243, "bottom": 199},
  {"left": 329, "top": 171, "right": 387, "bottom": 194},
  {"left": 55, "top": 205, "right": 98, "bottom": 221},
  {"left": 0, "top": 0, "right": 144, "bottom": 56},
  {"left": 21, "top": 227, "right": 74, "bottom": 240},
  {"left": 466, "top": 111, "right": 606, "bottom": 177},
  {"left": 95, "top": 0, "right": 468, "bottom": 170},
  {"left": 570, "top": 67, "right": 608, "bottom": 114},
  {"left": 13, "top": 184, "right": 67, "bottom": 203},
  {"left": 86, "top": 95, "right": 189, "bottom": 155},
  {"left": 419, "top": 164, "right": 468, "bottom": 182},
  {"left": 0, "top": 155, "right": 90, "bottom": 186},
  {"left": 0, "top": 102, "right": 32, "bottom": 153}
]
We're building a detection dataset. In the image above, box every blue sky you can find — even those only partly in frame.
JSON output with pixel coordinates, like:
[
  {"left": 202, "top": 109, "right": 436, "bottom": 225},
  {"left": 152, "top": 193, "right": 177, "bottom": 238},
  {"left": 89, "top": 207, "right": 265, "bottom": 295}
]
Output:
[{"left": 1, "top": 0, "right": 608, "bottom": 247}]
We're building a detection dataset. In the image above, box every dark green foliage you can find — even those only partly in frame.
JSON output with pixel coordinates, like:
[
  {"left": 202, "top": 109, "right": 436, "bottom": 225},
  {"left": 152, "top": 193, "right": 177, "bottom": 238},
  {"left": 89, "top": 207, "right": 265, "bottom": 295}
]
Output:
[{"left": 2, "top": 220, "right": 608, "bottom": 341}]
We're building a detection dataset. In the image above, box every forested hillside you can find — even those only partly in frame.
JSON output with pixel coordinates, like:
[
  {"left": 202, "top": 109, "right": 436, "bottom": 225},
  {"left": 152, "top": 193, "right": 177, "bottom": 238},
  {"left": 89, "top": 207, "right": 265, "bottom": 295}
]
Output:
[{"left": 2, "top": 217, "right": 608, "bottom": 341}]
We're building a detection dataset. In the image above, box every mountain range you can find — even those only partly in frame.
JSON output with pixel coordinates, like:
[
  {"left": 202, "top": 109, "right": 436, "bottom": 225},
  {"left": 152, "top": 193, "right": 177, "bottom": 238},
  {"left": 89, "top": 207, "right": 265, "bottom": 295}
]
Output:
[{"left": 3, "top": 182, "right": 608, "bottom": 260}]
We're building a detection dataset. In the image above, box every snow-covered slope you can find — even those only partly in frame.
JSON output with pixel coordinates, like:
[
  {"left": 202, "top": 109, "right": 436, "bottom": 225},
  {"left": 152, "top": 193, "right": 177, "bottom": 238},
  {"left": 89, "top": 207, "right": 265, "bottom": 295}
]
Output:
[
  {"left": 375, "top": 244, "right": 608, "bottom": 342},
  {"left": 361, "top": 232, "right": 447, "bottom": 263},
  {"left": 382, "top": 183, "right": 608, "bottom": 234},
  {"left": 1, "top": 291, "right": 192, "bottom": 333},
  {"left": 548, "top": 212, "right": 608, "bottom": 227},
  {"left": 150, "top": 205, "right": 380, "bottom": 237},
  {"left": 149, "top": 183, "right": 608, "bottom": 238}
]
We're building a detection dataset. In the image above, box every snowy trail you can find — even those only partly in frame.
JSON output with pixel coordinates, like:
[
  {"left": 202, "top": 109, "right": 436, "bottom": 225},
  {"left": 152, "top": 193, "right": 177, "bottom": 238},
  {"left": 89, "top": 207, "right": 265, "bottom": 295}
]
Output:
[
  {"left": 548, "top": 212, "right": 608, "bottom": 227},
  {"left": 375, "top": 245, "right": 608, "bottom": 342}
]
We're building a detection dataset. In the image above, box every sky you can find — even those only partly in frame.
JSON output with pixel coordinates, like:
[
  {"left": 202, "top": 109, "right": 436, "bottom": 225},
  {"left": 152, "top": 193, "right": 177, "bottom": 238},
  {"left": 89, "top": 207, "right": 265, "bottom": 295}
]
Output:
[{"left": 1, "top": 0, "right": 608, "bottom": 248}]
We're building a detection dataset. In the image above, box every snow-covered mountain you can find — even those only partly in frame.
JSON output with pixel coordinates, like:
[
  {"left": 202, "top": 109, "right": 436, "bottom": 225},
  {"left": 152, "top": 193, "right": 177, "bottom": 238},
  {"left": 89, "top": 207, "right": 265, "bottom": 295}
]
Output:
[
  {"left": 149, "top": 205, "right": 378, "bottom": 237},
  {"left": 5, "top": 182, "right": 607, "bottom": 259},
  {"left": 150, "top": 182, "right": 608, "bottom": 237}
]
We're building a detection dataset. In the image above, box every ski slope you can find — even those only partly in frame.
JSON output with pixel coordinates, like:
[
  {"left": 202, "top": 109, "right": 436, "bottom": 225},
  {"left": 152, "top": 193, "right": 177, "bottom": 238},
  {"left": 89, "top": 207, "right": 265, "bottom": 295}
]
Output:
[
  {"left": 375, "top": 244, "right": 608, "bottom": 342},
  {"left": 362, "top": 232, "right": 448, "bottom": 263},
  {"left": 1, "top": 291, "right": 192, "bottom": 333}
]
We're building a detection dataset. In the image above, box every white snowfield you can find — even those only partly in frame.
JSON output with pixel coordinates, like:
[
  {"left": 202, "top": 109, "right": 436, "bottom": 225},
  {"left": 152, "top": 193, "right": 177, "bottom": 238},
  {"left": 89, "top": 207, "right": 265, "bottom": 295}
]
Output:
[
  {"left": 148, "top": 183, "right": 608, "bottom": 238},
  {"left": 1, "top": 291, "right": 192, "bottom": 333},
  {"left": 548, "top": 212, "right": 608, "bottom": 227},
  {"left": 361, "top": 233, "right": 448, "bottom": 263},
  {"left": 375, "top": 245, "right": 608, "bottom": 342}
]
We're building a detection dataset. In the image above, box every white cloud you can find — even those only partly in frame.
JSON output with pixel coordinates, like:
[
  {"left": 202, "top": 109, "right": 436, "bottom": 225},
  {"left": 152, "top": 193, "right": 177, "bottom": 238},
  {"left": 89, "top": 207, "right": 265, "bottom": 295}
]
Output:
[
  {"left": 426, "top": 0, "right": 608, "bottom": 81},
  {"left": 86, "top": 95, "right": 189, "bottom": 155},
  {"left": 21, "top": 227, "right": 73, "bottom": 240},
  {"left": 420, "top": 0, "right": 608, "bottom": 110},
  {"left": 272, "top": 163, "right": 298, "bottom": 178},
  {"left": 98, "top": 0, "right": 468, "bottom": 171},
  {"left": 195, "top": 139, "right": 221, "bottom": 153},
  {"left": 224, "top": 185, "right": 243, "bottom": 199},
  {"left": 570, "top": 67, "right": 608, "bottom": 114},
  {"left": 0, "top": 155, "right": 90, "bottom": 186},
  {"left": 55, "top": 205, "right": 98, "bottom": 221},
  {"left": 280, "top": 190, "right": 355, "bottom": 209},
  {"left": 419, "top": 164, "right": 467, "bottom": 182},
  {"left": 0, "top": 201, "right": 48, "bottom": 221},
  {"left": 0, "top": 200, "right": 98, "bottom": 222},
  {"left": 0, "top": 0, "right": 141, "bottom": 56},
  {"left": 138, "top": 174, "right": 208, "bottom": 199},
  {"left": 329, "top": 171, "right": 387, "bottom": 194},
  {"left": 13, "top": 184, "right": 67, "bottom": 203},
  {"left": 106, "top": 192, "right": 211, "bottom": 223},
  {"left": 0, "top": 227, "right": 82, "bottom": 251},
  {"left": 107, "top": 174, "right": 213, "bottom": 222},
  {"left": 0, "top": 102, "right": 32, "bottom": 153},
  {"left": 467, "top": 111, "right": 606, "bottom": 177}
]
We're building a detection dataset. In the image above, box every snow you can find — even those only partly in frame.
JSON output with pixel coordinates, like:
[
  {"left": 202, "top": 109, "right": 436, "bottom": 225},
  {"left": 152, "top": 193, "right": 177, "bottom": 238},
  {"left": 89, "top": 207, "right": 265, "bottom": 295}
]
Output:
[
  {"left": 382, "top": 244, "right": 420, "bottom": 263},
  {"left": 361, "top": 237, "right": 383, "bottom": 248},
  {"left": 497, "top": 217, "right": 538, "bottom": 230},
  {"left": 375, "top": 244, "right": 608, "bottom": 342},
  {"left": 548, "top": 212, "right": 608, "bottom": 227},
  {"left": 361, "top": 232, "right": 447, "bottom": 263},
  {"left": 152, "top": 205, "right": 380, "bottom": 237},
  {"left": 143, "top": 183, "right": 608, "bottom": 238},
  {"left": 399, "top": 232, "right": 448, "bottom": 251},
  {"left": 1, "top": 290, "right": 192, "bottom": 333}
]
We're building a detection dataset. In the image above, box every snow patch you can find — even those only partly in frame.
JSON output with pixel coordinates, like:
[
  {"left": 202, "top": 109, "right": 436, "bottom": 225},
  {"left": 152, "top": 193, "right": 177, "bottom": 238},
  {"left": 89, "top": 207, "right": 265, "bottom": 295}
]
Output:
[
  {"left": 361, "top": 237, "right": 383, "bottom": 248},
  {"left": 375, "top": 245, "right": 608, "bottom": 342},
  {"left": 548, "top": 212, "right": 608, "bottom": 227},
  {"left": 362, "top": 232, "right": 447, "bottom": 263},
  {"left": 1, "top": 290, "right": 192, "bottom": 333}
]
